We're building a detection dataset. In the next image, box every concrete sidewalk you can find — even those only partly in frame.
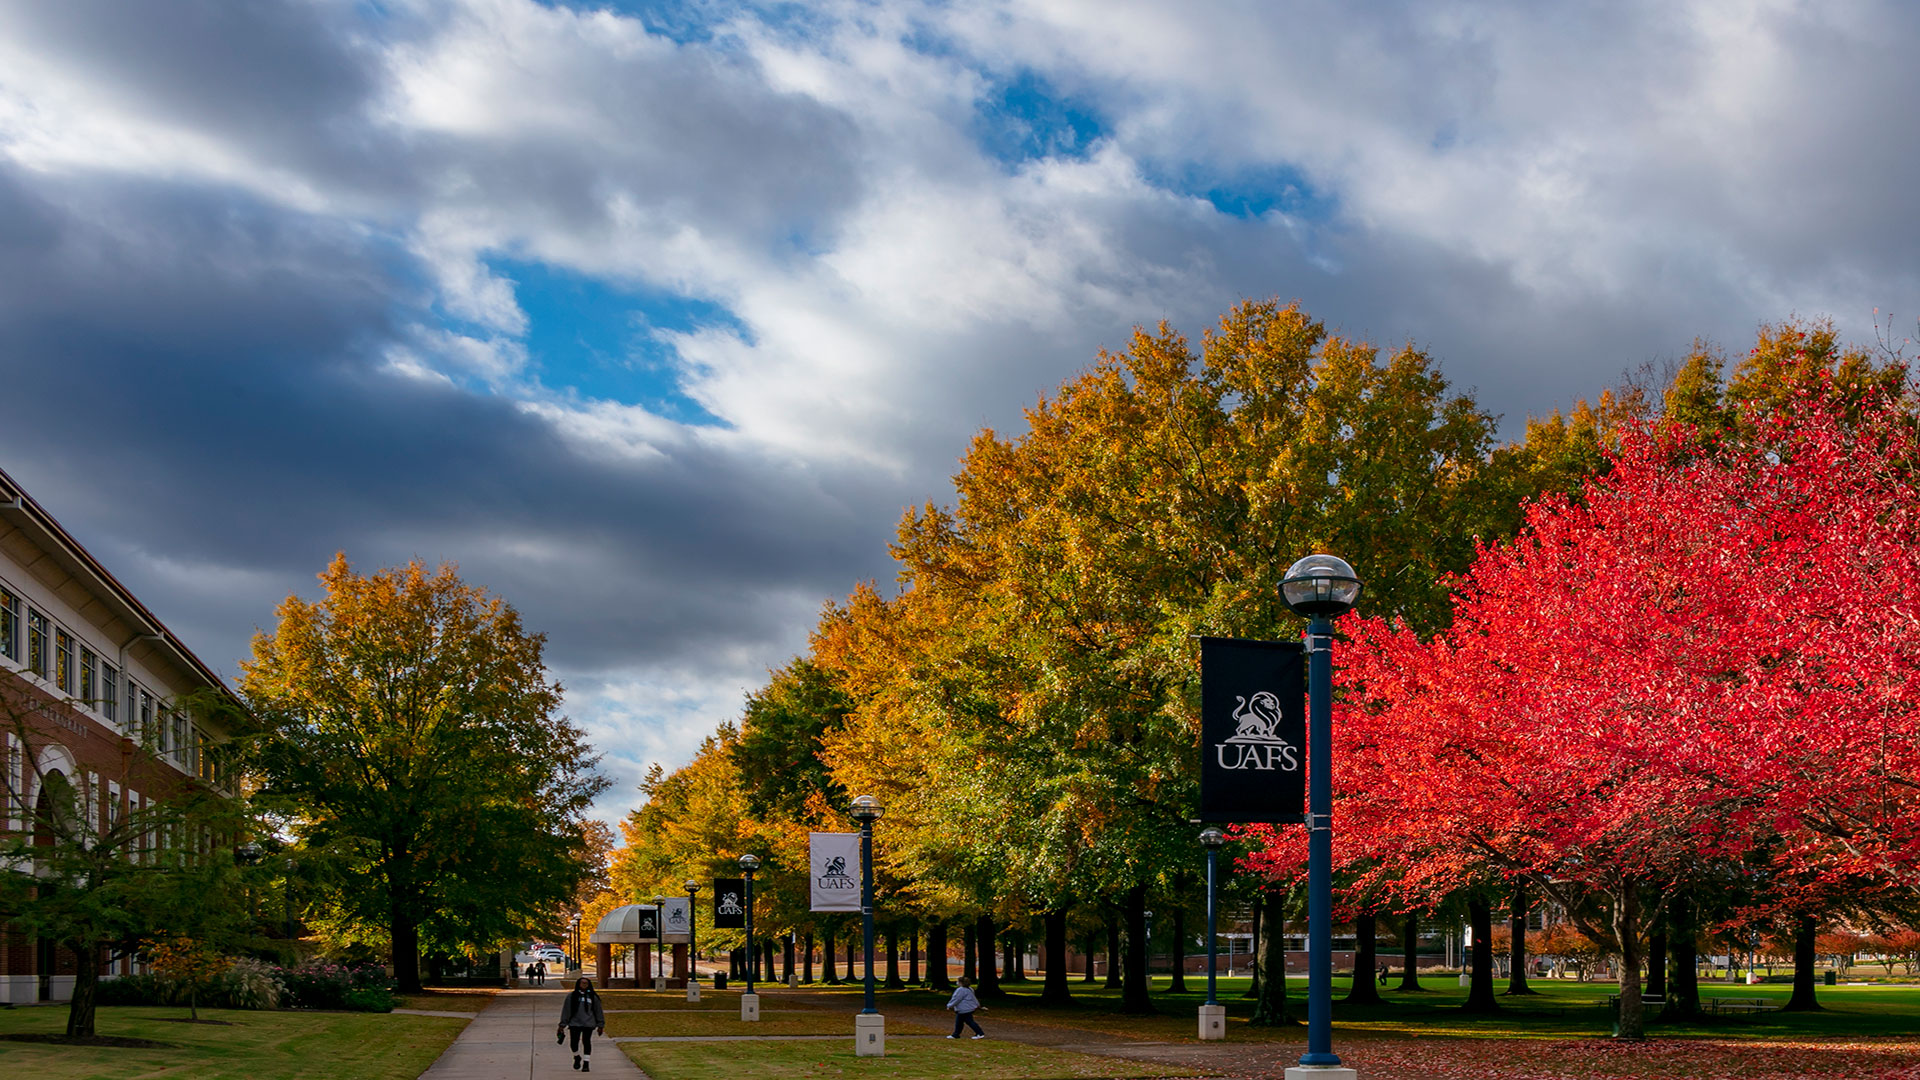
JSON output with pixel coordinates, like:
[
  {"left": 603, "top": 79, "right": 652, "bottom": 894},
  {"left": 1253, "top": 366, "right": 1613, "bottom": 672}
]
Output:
[{"left": 418, "top": 988, "right": 646, "bottom": 1078}]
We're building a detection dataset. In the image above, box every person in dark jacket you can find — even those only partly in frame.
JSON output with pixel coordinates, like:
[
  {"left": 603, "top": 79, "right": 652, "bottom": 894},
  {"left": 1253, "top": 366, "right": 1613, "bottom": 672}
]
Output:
[{"left": 557, "top": 976, "right": 606, "bottom": 1071}]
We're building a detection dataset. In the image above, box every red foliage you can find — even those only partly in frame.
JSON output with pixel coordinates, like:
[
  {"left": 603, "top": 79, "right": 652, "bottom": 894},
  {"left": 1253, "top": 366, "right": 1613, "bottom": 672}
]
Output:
[{"left": 1248, "top": 384, "right": 1920, "bottom": 1009}]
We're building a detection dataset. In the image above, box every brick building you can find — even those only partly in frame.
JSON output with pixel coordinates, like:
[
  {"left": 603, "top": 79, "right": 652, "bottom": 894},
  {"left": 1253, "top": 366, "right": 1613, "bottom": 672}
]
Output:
[{"left": 0, "top": 466, "right": 240, "bottom": 1003}]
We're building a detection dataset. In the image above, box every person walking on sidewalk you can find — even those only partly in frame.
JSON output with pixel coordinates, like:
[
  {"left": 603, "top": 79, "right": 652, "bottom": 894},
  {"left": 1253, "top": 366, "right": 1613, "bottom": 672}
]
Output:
[
  {"left": 944, "top": 975, "right": 986, "bottom": 1039},
  {"left": 557, "top": 976, "right": 606, "bottom": 1071}
]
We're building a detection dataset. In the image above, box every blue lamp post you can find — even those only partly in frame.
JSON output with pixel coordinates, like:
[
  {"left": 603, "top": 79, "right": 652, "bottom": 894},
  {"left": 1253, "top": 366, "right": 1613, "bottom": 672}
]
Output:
[
  {"left": 1280, "top": 554, "right": 1362, "bottom": 1073},
  {"left": 849, "top": 795, "right": 883, "bottom": 1014},
  {"left": 1198, "top": 827, "right": 1228, "bottom": 1041},
  {"left": 739, "top": 854, "right": 760, "bottom": 993}
]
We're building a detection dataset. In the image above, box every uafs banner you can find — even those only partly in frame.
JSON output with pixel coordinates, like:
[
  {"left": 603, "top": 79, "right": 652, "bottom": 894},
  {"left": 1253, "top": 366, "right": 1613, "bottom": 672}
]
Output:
[
  {"left": 1199, "top": 636, "right": 1306, "bottom": 823},
  {"left": 712, "top": 878, "right": 747, "bottom": 928},
  {"left": 809, "top": 832, "right": 862, "bottom": 913}
]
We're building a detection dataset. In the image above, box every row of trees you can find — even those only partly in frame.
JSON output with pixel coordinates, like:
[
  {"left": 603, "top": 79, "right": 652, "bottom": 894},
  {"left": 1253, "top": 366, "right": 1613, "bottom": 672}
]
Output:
[{"left": 612, "top": 301, "right": 1920, "bottom": 1039}]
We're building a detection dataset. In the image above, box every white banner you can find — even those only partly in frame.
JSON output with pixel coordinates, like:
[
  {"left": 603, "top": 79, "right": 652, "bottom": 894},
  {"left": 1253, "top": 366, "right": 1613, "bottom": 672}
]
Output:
[
  {"left": 659, "top": 897, "right": 692, "bottom": 942},
  {"left": 809, "top": 831, "right": 862, "bottom": 912}
]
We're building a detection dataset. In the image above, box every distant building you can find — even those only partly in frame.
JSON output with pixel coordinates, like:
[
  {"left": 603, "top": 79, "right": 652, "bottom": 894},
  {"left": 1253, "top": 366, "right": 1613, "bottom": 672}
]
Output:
[{"left": 0, "top": 466, "right": 240, "bottom": 1003}]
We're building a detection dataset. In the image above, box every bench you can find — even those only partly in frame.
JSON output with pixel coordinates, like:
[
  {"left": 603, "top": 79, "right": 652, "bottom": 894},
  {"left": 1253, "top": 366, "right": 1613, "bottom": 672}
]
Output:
[{"left": 1705, "top": 997, "right": 1778, "bottom": 1016}]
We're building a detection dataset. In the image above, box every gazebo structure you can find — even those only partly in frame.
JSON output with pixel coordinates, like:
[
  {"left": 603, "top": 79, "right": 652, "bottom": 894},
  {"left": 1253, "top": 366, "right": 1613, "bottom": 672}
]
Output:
[{"left": 589, "top": 904, "right": 659, "bottom": 989}]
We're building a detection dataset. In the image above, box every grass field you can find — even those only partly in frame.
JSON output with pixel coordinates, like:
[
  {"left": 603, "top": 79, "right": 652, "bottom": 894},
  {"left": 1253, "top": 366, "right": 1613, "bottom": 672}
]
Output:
[
  {"left": 623, "top": 1039, "right": 1203, "bottom": 1080},
  {"left": 0, "top": 1004, "right": 467, "bottom": 1080},
  {"left": 395, "top": 987, "right": 498, "bottom": 1013}
]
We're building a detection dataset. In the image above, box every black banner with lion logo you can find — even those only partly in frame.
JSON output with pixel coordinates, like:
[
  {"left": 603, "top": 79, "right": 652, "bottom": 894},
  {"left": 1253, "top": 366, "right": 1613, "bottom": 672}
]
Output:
[
  {"left": 712, "top": 878, "right": 747, "bottom": 928},
  {"left": 1199, "top": 636, "right": 1306, "bottom": 823}
]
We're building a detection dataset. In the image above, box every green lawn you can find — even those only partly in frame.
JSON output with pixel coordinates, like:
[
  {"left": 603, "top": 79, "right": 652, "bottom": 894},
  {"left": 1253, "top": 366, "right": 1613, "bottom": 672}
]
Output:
[
  {"left": 395, "top": 987, "right": 498, "bottom": 1013},
  {"left": 0, "top": 1005, "right": 468, "bottom": 1080},
  {"left": 623, "top": 1039, "right": 1205, "bottom": 1080},
  {"left": 606, "top": 1009, "right": 944, "bottom": 1037},
  {"left": 785, "top": 974, "right": 1920, "bottom": 1043}
]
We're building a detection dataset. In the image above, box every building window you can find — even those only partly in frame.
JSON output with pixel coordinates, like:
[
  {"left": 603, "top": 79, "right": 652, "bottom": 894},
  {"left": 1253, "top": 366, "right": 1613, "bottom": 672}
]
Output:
[
  {"left": 55, "top": 629, "right": 73, "bottom": 693},
  {"left": 102, "top": 665, "right": 118, "bottom": 723},
  {"left": 140, "top": 690, "right": 155, "bottom": 746},
  {"left": 0, "top": 586, "right": 16, "bottom": 662},
  {"left": 80, "top": 647, "right": 96, "bottom": 708},
  {"left": 26, "top": 609, "right": 46, "bottom": 678},
  {"left": 173, "top": 713, "right": 188, "bottom": 762}
]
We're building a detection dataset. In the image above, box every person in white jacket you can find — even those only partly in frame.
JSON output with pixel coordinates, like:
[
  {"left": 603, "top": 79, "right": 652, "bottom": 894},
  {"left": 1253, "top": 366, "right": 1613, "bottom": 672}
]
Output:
[{"left": 945, "top": 976, "right": 986, "bottom": 1039}]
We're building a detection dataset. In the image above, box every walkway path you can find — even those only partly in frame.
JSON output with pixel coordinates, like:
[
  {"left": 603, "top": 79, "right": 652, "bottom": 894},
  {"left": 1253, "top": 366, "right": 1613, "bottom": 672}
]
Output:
[{"left": 417, "top": 987, "right": 647, "bottom": 1079}]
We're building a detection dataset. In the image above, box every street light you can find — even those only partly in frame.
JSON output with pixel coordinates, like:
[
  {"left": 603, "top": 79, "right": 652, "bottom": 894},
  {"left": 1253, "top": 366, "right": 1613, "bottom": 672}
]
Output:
[
  {"left": 849, "top": 794, "right": 887, "bottom": 1057},
  {"left": 652, "top": 896, "right": 667, "bottom": 989},
  {"left": 685, "top": 878, "right": 701, "bottom": 992},
  {"left": 849, "top": 795, "right": 883, "bottom": 1014},
  {"left": 739, "top": 854, "right": 760, "bottom": 995},
  {"left": 1281, "top": 553, "right": 1361, "bottom": 1075},
  {"left": 1199, "top": 827, "right": 1227, "bottom": 1040},
  {"left": 569, "top": 912, "right": 581, "bottom": 973}
]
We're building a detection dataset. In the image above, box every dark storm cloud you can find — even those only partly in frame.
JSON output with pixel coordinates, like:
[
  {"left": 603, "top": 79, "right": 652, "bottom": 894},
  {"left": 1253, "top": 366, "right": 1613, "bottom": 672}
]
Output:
[{"left": 0, "top": 161, "right": 895, "bottom": 680}]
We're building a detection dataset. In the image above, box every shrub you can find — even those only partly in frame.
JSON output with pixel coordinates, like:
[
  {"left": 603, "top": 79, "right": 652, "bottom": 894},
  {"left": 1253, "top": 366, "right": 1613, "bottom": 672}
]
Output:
[
  {"left": 216, "top": 957, "right": 282, "bottom": 1010},
  {"left": 273, "top": 960, "right": 395, "bottom": 1011},
  {"left": 343, "top": 986, "right": 395, "bottom": 1013},
  {"left": 95, "top": 973, "right": 169, "bottom": 1006}
]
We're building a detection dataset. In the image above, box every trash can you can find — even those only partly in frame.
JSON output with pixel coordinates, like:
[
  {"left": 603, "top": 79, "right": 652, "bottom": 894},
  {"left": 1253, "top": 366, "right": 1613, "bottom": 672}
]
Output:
[
  {"left": 714, "top": 973, "right": 728, "bottom": 990},
  {"left": 1824, "top": 970, "right": 1838, "bottom": 986}
]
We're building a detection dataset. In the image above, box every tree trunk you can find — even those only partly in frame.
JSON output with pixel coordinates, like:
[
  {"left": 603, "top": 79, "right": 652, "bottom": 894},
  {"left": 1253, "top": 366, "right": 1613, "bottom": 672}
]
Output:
[
  {"left": 65, "top": 941, "right": 98, "bottom": 1038},
  {"left": 1783, "top": 914, "right": 1822, "bottom": 1011},
  {"left": 1251, "top": 887, "right": 1292, "bottom": 1025},
  {"left": 1243, "top": 900, "right": 1261, "bottom": 999},
  {"left": 765, "top": 938, "right": 778, "bottom": 983},
  {"left": 963, "top": 922, "right": 977, "bottom": 981},
  {"left": 1042, "top": 908, "right": 1072, "bottom": 1006},
  {"left": 1612, "top": 883, "right": 1646, "bottom": 1040},
  {"left": 977, "top": 914, "right": 1001, "bottom": 996},
  {"left": 1083, "top": 931, "right": 1097, "bottom": 983},
  {"left": 885, "top": 925, "right": 904, "bottom": 989},
  {"left": 1013, "top": 931, "right": 1026, "bottom": 981},
  {"left": 1463, "top": 895, "right": 1499, "bottom": 1013},
  {"left": 1004, "top": 936, "right": 1018, "bottom": 983},
  {"left": 1662, "top": 893, "right": 1700, "bottom": 1020},
  {"left": 1505, "top": 882, "right": 1539, "bottom": 995},
  {"left": 1398, "top": 912, "right": 1424, "bottom": 992},
  {"left": 1105, "top": 911, "right": 1124, "bottom": 989},
  {"left": 1121, "top": 884, "right": 1154, "bottom": 1014},
  {"left": 804, "top": 932, "right": 815, "bottom": 983},
  {"left": 1344, "top": 911, "right": 1381, "bottom": 1004},
  {"left": 783, "top": 935, "right": 795, "bottom": 983},
  {"left": 1647, "top": 930, "right": 1667, "bottom": 1000},
  {"left": 909, "top": 924, "right": 920, "bottom": 984},
  {"left": 823, "top": 925, "right": 839, "bottom": 984},
  {"left": 928, "top": 923, "right": 952, "bottom": 991},
  {"left": 1170, "top": 906, "right": 1189, "bottom": 993},
  {"left": 391, "top": 905, "right": 423, "bottom": 993}
]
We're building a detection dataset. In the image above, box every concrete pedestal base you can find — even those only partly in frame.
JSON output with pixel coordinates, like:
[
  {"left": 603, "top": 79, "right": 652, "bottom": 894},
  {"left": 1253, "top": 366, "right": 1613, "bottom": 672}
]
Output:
[
  {"left": 1198, "top": 1003, "right": 1227, "bottom": 1040},
  {"left": 687, "top": 982, "right": 701, "bottom": 1002},
  {"left": 854, "top": 1013, "right": 886, "bottom": 1057},
  {"left": 740, "top": 992, "right": 760, "bottom": 1021},
  {"left": 1284, "top": 1068, "right": 1357, "bottom": 1080}
]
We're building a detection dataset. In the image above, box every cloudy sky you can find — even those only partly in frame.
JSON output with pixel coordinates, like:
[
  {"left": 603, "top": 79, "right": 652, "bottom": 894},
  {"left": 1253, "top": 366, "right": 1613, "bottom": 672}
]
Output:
[{"left": 2, "top": 0, "right": 1914, "bottom": 824}]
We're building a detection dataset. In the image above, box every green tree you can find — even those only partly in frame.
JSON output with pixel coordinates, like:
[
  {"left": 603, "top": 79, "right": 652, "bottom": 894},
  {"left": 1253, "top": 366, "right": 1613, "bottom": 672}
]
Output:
[
  {"left": 242, "top": 555, "right": 607, "bottom": 992},
  {"left": 0, "top": 693, "right": 246, "bottom": 1038}
]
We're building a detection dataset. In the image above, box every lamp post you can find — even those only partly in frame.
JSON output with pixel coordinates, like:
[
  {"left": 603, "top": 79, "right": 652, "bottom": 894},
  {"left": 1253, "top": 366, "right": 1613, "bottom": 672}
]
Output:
[
  {"left": 686, "top": 878, "right": 701, "bottom": 994},
  {"left": 1280, "top": 554, "right": 1362, "bottom": 1077},
  {"left": 569, "top": 913, "right": 581, "bottom": 973},
  {"left": 849, "top": 794, "right": 887, "bottom": 1057},
  {"left": 739, "top": 854, "right": 762, "bottom": 1022},
  {"left": 1199, "top": 827, "right": 1227, "bottom": 1040},
  {"left": 652, "top": 896, "right": 667, "bottom": 989}
]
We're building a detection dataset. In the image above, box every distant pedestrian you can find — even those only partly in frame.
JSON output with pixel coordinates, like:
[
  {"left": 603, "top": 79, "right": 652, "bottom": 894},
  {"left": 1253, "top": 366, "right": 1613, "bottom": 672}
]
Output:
[
  {"left": 944, "top": 975, "right": 986, "bottom": 1039},
  {"left": 535, "top": 960, "right": 547, "bottom": 987},
  {"left": 512, "top": 960, "right": 522, "bottom": 981},
  {"left": 557, "top": 976, "right": 606, "bottom": 1072},
  {"left": 1378, "top": 962, "right": 1389, "bottom": 986}
]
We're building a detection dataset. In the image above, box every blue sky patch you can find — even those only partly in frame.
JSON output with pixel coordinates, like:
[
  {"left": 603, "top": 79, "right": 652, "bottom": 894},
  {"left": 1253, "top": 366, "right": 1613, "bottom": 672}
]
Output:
[
  {"left": 974, "top": 71, "right": 1107, "bottom": 168},
  {"left": 1150, "top": 161, "right": 1340, "bottom": 224},
  {"left": 487, "top": 258, "right": 736, "bottom": 426}
]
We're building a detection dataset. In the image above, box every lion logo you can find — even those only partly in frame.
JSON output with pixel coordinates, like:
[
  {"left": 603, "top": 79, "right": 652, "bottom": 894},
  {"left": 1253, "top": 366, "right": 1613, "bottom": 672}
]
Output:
[{"left": 1228, "top": 691, "right": 1285, "bottom": 742}]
